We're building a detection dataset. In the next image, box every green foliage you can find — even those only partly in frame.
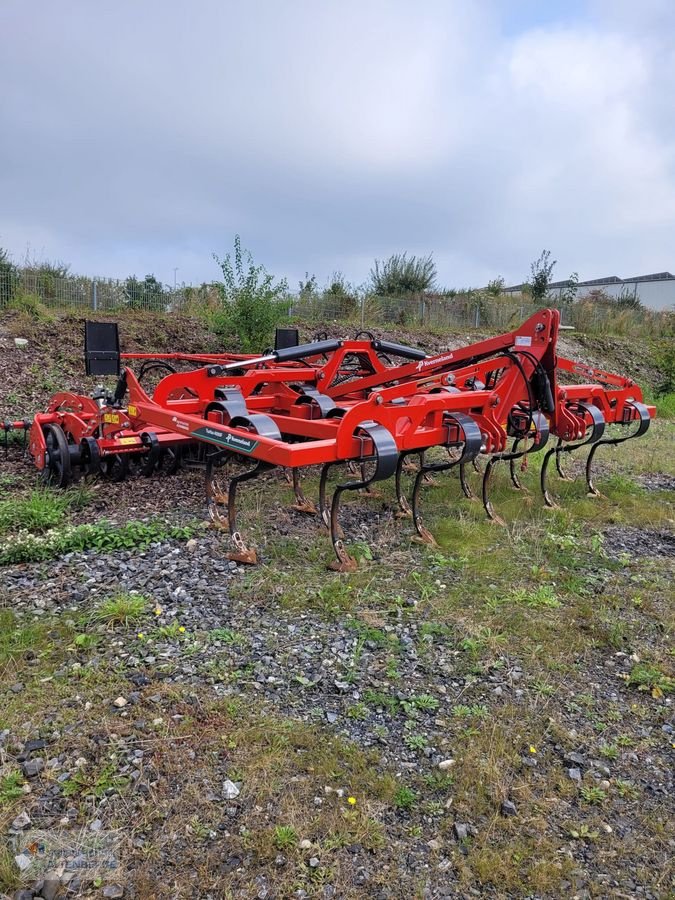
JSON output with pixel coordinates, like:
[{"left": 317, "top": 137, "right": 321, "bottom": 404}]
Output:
[
  {"left": 212, "top": 235, "right": 289, "bottom": 351},
  {"left": 273, "top": 824, "right": 298, "bottom": 850},
  {"left": 528, "top": 249, "right": 556, "bottom": 303},
  {"left": 393, "top": 785, "right": 416, "bottom": 810},
  {"left": 0, "top": 487, "right": 74, "bottom": 535},
  {"left": 5, "top": 292, "right": 52, "bottom": 320},
  {"left": 0, "top": 246, "right": 19, "bottom": 305},
  {"left": 93, "top": 592, "right": 148, "bottom": 627},
  {"left": 627, "top": 662, "right": 674, "bottom": 696},
  {"left": 452, "top": 703, "right": 489, "bottom": 719},
  {"left": 652, "top": 336, "right": 675, "bottom": 395},
  {"left": 559, "top": 271, "right": 579, "bottom": 304},
  {"left": 369, "top": 252, "right": 436, "bottom": 296},
  {"left": 0, "top": 771, "right": 24, "bottom": 807},
  {"left": 0, "top": 519, "right": 195, "bottom": 565},
  {"left": 616, "top": 285, "right": 644, "bottom": 310},
  {"left": 124, "top": 274, "right": 168, "bottom": 311},
  {"left": 580, "top": 785, "right": 607, "bottom": 805}
]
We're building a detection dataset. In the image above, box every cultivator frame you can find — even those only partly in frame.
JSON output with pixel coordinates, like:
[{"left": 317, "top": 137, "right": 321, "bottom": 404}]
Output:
[{"left": 7, "top": 310, "right": 655, "bottom": 569}]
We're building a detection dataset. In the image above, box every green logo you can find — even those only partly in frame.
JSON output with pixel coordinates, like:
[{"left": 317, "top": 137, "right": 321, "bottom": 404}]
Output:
[{"left": 192, "top": 426, "right": 259, "bottom": 454}]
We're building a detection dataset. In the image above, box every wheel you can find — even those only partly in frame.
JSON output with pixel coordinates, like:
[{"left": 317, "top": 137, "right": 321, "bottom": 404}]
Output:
[
  {"left": 41, "top": 423, "right": 72, "bottom": 488},
  {"left": 79, "top": 437, "right": 101, "bottom": 478},
  {"left": 99, "top": 454, "right": 129, "bottom": 482}
]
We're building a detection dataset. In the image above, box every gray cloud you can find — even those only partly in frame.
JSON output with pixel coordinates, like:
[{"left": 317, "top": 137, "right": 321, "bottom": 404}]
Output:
[{"left": 0, "top": 0, "right": 673, "bottom": 294}]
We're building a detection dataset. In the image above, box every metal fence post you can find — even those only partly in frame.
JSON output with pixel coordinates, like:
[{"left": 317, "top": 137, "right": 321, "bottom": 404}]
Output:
[
  {"left": 92, "top": 280, "right": 98, "bottom": 311},
  {"left": 474, "top": 305, "right": 480, "bottom": 328}
]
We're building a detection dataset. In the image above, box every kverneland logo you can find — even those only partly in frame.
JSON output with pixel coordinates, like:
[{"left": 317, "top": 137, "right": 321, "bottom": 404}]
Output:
[{"left": 416, "top": 352, "right": 454, "bottom": 371}]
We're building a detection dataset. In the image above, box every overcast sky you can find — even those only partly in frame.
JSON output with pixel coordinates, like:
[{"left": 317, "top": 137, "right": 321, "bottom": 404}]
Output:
[{"left": 1, "top": 0, "right": 673, "bottom": 291}]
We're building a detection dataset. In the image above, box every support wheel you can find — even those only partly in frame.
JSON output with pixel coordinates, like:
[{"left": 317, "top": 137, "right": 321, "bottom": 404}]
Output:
[
  {"left": 41, "top": 423, "right": 72, "bottom": 488},
  {"left": 99, "top": 454, "right": 129, "bottom": 482}
]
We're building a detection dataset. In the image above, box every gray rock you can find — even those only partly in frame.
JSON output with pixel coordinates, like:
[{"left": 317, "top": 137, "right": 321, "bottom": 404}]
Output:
[
  {"left": 222, "top": 779, "right": 240, "bottom": 800},
  {"left": 22, "top": 757, "right": 44, "bottom": 777},
  {"left": 102, "top": 887, "right": 124, "bottom": 899},
  {"left": 10, "top": 683, "right": 24, "bottom": 693},
  {"left": 568, "top": 767, "right": 582, "bottom": 783},
  {"left": 564, "top": 751, "right": 586, "bottom": 768},
  {"left": 453, "top": 822, "right": 469, "bottom": 841},
  {"left": 500, "top": 800, "right": 517, "bottom": 817},
  {"left": 13, "top": 891, "right": 35, "bottom": 900},
  {"left": 11, "top": 810, "right": 31, "bottom": 830},
  {"left": 308, "top": 857, "right": 320, "bottom": 868},
  {"left": 40, "top": 875, "right": 61, "bottom": 900}
]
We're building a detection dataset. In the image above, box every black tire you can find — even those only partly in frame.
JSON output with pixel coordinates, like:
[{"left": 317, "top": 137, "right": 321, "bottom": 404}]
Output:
[{"left": 41, "top": 423, "right": 72, "bottom": 488}]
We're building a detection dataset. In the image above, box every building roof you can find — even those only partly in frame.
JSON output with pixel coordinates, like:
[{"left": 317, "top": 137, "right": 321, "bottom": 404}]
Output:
[{"left": 504, "top": 271, "right": 674, "bottom": 291}]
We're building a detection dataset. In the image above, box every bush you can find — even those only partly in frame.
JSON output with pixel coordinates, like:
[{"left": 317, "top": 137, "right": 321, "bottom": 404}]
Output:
[
  {"left": 369, "top": 252, "right": 436, "bottom": 296},
  {"left": 528, "top": 250, "right": 556, "bottom": 303},
  {"left": 212, "top": 235, "right": 289, "bottom": 351},
  {"left": 124, "top": 274, "right": 168, "bottom": 311},
  {"left": 0, "top": 246, "right": 18, "bottom": 306}
]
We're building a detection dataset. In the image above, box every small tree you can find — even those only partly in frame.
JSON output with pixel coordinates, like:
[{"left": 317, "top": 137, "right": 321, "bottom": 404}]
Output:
[
  {"left": 559, "top": 272, "right": 579, "bottom": 304},
  {"left": 528, "top": 250, "right": 556, "bottom": 303},
  {"left": 369, "top": 252, "right": 437, "bottom": 296},
  {"left": 124, "top": 274, "right": 167, "bottom": 311},
  {"left": 485, "top": 277, "right": 505, "bottom": 298},
  {"left": 213, "top": 235, "right": 289, "bottom": 351}
]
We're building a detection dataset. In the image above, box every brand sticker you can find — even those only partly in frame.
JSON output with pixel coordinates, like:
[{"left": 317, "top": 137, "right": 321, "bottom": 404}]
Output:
[
  {"left": 514, "top": 336, "right": 532, "bottom": 347},
  {"left": 416, "top": 352, "right": 453, "bottom": 371},
  {"left": 192, "top": 426, "right": 259, "bottom": 453}
]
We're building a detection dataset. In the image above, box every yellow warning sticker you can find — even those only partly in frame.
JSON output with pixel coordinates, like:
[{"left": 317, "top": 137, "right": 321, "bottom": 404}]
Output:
[
  {"left": 127, "top": 405, "right": 138, "bottom": 417},
  {"left": 119, "top": 437, "right": 138, "bottom": 445},
  {"left": 103, "top": 413, "right": 121, "bottom": 425}
]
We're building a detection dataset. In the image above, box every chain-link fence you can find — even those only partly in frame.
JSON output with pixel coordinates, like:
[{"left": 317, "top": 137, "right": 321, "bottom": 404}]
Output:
[
  {"left": 288, "top": 292, "right": 671, "bottom": 336},
  {"left": 0, "top": 269, "right": 204, "bottom": 312},
  {"left": 0, "top": 269, "right": 670, "bottom": 337}
]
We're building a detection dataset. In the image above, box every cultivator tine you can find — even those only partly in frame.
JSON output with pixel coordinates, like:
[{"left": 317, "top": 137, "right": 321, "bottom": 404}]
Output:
[
  {"left": 411, "top": 413, "right": 482, "bottom": 544},
  {"left": 541, "top": 403, "right": 605, "bottom": 507},
  {"left": 458, "top": 460, "right": 476, "bottom": 499},
  {"left": 327, "top": 422, "right": 398, "bottom": 572},
  {"left": 585, "top": 400, "right": 651, "bottom": 496},
  {"left": 291, "top": 467, "right": 317, "bottom": 514},
  {"left": 483, "top": 411, "right": 549, "bottom": 523},
  {"left": 395, "top": 453, "right": 416, "bottom": 516},
  {"left": 226, "top": 459, "right": 275, "bottom": 564},
  {"left": 206, "top": 450, "right": 274, "bottom": 564}
]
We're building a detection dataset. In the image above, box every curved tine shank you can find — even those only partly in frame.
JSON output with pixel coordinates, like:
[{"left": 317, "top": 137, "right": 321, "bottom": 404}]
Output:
[
  {"left": 291, "top": 467, "right": 317, "bottom": 514},
  {"left": 412, "top": 413, "right": 482, "bottom": 545},
  {"left": 481, "top": 456, "right": 505, "bottom": 525},
  {"left": 205, "top": 450, "right": 231, "bottom": 528},
  {"left": 395, "top": 452, "right": 414, "bottom": 516},
  {"left": 509, "top": 438, "right": 522, "bottom": 489},
  {"left": 318, "top": 463, "right": 334, "bottom": 529},
  {"left": 328, "top": 422, "right": 398, "bottom": 572},
  {"left": 459, "top": 460, "right": 476, "bottom": 499},
  {"left": 540, "top": 403, "right": 605, "bottom": 507},
  {"left": 585, "top": 400, "right": 651, "bottom": 496},
  {"left": 484, "top": 411, "right": 549, "bottom": 522},
  {"left": 226, "top": 459, "right": 275, "bottom": 565}
]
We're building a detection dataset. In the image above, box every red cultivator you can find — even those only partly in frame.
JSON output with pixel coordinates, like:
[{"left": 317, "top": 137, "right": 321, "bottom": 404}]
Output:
[{"left": 6, "top": 310, "right": 655, "bottom": 569}]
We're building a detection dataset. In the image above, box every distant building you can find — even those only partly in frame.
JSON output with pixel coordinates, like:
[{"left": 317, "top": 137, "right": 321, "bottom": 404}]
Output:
[{"left": 503, "top": 272, "right": 675, "bottom": 311}]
